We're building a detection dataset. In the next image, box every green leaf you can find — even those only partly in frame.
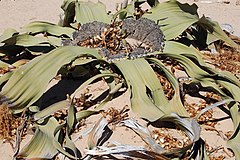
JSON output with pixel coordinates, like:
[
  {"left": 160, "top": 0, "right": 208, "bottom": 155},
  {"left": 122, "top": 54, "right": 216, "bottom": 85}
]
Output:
[
  {"left": 76, "top": 110, "right": 98, "bottom": 122},
  {"left": 163, "top": 41, "right": 239, "bottom": 93},
  {"left": 53, "top": 125, "right": 78, "bottom": 160},
  {"left": 144, "top": 0, "right": 199, "bottom": 40},
  {"left": 75, "top": 1, "right": 111, "bottom": 24},
  {"left": 144, "top": 0, "right": 236, "bottom": 46},
  {"left": 0, "top": 46, "right": 99, "bottom": 113},
  {"left": 148, "top": 58, "right": 189, "bottom": 117},
  {"left": 67, "top": 101, "right": 77, "bottom": 134},
  {"left": 197, "top": 16, "right": 237, "bottom": 47},
  {"left": 113, "top": 3, "right": 135, "bottom": 20},
  {"left": 198, "top": 80, "right": 228, "bottom": 98},
  {"left": 65, "top": 101, "right": 82, "bottom": 159},
  {"left": 161, "top": 52, "right": 210, "bottom": 79},
  {"left": 163, "top": 44, "right": 240, "bottom": 159},
  {"left": 115, "top": 59, "right": 165, "bottom": 121},
  {"left": 64, "top": 132, "right": 82, "bottom": 159},
  {"left": 227, "top": 130, "right": 240, "bottom": 160},
  {"left": 95, "top": 82, "right": 123, "bottom": 110},
  {"left": 217, "top": 80, "right": 240, "bottom": 128},
  {"left": 33, "top": 100, "right": 70, "bottom": 121},
  {"left": 73, "top": 73, "right": 119, "bottom": 97},
  {"left": 134, "top": 58, "right": 168, "bottom": 107},
  {"left": 17, "top": 117, "right": 60, "bottom": 159},
  {"left": 217, "top": 70, "right": 240, "bottom": 88},
  {"left": 0, "top": 72, "right": 13, "bottom": 86},
  {"left": 164, "top": 41, "right": 239, "bottom": 87},
  {"left": 23, "top": 21, "right": 75, "bottom": 38},
  {"left": 70, "top": 69, "right": 120, "bottom": 111},
  {"left": 2, "top": 34, "right": 61, "bottom": 47},
  {"left": 163, "top": 41, "right": 204, "bottom": 63},
  {"left": 0, "top": 28, "right": 18, "bottom": 44},
  {"left": 3, "top": 34, "right": 48, "bottom": 46},
  {"left": 213, "top": 80, "right": 240, "bottom": 159},
  {"left": 61, "top": 0, "right": 76, "bottom": 27}
]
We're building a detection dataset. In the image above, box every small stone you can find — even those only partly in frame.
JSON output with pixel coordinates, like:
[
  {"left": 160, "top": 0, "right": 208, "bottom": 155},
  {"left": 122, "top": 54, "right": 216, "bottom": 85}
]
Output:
[{"left": 236, "top": 0, "right": 240, "bottom": 5}]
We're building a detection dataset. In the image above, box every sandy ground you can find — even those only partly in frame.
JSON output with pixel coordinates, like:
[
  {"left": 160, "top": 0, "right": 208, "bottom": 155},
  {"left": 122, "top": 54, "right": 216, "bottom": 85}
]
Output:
[{"left": 0, "top": 0, "right": 239, "bottom": 159}]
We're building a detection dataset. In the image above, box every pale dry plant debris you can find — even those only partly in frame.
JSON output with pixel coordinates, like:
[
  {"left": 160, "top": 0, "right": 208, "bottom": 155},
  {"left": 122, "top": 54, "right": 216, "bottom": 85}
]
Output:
[
  {"left": 151, "top": 128, "right": 191, "bottom": 150},
  {"left": 0, "top": 103, "right": 22, "bottom": 141}
]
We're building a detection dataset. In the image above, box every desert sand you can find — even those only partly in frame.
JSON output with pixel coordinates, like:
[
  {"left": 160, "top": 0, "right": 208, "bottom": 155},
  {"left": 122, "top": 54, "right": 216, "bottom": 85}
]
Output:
[{"left": 0, "top": 0, "right": 239, "bottom": 159}]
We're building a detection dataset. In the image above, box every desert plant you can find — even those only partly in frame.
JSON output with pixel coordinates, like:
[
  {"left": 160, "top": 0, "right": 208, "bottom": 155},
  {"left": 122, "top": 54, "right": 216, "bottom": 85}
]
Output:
[{"left": 0, "top": 0, "right": 239, "bottom": 159}]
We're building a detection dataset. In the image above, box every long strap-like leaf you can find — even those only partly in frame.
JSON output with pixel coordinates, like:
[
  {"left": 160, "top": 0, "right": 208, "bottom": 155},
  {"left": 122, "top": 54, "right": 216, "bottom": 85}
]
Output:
[{"left": 0, "top": 46, "right": 99, "bottom": 113}]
